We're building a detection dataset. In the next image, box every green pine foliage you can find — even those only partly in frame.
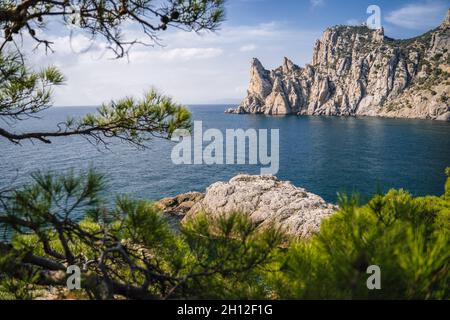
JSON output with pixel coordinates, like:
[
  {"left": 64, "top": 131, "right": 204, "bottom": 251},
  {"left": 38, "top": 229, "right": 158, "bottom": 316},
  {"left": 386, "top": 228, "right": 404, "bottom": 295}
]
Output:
[
  {"left": 0, "top": 169, "right": 449, "bottom": 299},
  {"left": 267, "top": 171, "right": 450, "bottom": 300},
  {"left": 0, "top": 51, "right": 65, "bottom": 118},
  {"left": 72, "top": 88, "right": 192, "bottom": 144},
  {"left": 0, "top": 170, "right": 282, "bottom": 299}
]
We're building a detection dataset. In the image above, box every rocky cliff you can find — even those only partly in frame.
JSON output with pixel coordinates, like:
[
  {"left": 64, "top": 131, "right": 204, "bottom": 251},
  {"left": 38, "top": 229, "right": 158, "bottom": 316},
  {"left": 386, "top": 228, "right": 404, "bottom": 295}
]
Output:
[
  {"left": 157, "top": 175, "right": 337, "bottom": 238},
  {"left": 227, "top": 9, "right": 450, "bottom": 120}
]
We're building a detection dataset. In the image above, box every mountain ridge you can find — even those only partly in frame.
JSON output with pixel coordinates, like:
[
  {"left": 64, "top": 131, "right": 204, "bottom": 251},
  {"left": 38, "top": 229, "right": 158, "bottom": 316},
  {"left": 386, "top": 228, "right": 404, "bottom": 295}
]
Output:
[{"left": 226, "top": 9, "right": 450, "bottom": 121}]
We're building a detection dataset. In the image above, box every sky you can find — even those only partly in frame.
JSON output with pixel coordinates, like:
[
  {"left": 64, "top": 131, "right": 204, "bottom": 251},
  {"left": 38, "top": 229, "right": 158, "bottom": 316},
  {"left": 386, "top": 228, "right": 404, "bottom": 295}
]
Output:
[{"left": 25, "top": 0, "right": 450, "bottom": 106}]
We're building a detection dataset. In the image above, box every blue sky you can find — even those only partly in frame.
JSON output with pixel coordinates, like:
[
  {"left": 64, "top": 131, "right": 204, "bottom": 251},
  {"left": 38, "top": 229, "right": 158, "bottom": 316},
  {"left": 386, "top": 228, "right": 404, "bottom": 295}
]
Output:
[
  {"left": 28, "top": 0, "right": 449, "bottom": 106},
  {"left": 227, "top": 0, "right": 448, "bottom": 39}
]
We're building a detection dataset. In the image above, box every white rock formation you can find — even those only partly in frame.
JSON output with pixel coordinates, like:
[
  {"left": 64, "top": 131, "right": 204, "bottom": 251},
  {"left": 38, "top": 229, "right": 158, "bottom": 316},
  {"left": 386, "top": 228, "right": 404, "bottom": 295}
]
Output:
[
  {"left": 183, "top": 175, "right": 337, "bottom": 238},
  {"left": 228, "top": 9, "right": 450, "bottom": 120}
]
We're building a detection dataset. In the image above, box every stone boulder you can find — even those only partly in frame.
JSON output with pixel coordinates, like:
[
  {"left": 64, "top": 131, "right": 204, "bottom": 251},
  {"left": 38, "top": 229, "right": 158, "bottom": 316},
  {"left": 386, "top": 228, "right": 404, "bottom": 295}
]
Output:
[
  {"left": 156, "top": 192, "right": 205, "bottom": 218},
  {"left": 183, "top": 175, "right": 337, "bottom": 238}
]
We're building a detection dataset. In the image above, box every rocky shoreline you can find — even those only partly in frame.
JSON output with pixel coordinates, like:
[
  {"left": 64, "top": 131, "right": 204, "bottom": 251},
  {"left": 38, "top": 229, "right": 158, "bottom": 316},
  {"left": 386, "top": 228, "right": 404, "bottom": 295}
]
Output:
[{"left": 157, "top": 174, "right": 337, "bottom": 238}]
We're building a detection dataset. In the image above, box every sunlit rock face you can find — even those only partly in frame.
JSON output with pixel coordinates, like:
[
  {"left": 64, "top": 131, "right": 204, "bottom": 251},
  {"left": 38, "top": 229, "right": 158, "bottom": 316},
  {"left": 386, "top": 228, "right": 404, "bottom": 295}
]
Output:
[
  {"left": 228, "top": 10, "right": 450, "bottom": 121},
  {"left": 183, "top": 174, "right": 337, "bottom": 238}
]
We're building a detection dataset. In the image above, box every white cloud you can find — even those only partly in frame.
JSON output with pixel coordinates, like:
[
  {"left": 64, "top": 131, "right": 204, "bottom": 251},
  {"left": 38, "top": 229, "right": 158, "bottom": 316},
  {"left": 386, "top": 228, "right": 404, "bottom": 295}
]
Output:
[
  {"left": 310, "top": 0, "right": 325, "bottom": 8},
  {"left": 136, "top": 47, "right": 224, "bottom": 62},
  {"left": 239, "top": 44, "right": 257, "bottom": 52},
  {"left": 21, "top": 22, "right": 321, "bottom": 106},
  {"left": 385, "top": 2, "right": 447, "bottom": 30}
]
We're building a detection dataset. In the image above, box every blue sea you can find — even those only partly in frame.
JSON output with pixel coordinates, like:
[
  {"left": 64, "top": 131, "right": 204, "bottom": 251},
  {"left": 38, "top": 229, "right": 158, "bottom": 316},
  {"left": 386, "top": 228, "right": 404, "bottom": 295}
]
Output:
[{"left": 1, "top": 105, "right": 450, "bottom": 203}]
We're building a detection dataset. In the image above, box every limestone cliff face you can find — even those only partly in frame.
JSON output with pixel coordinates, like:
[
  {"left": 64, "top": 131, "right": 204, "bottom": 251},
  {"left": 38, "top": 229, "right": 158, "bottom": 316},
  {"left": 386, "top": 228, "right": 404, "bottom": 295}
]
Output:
[
  {"left": 227, "top": 9, "right": 450, "bottom": 120},
  {"left": 158, "top": 175, "right": 337, "bottom": 238},
  {"left": 184, "top": 175, "right": 336, "bottom": 238}
]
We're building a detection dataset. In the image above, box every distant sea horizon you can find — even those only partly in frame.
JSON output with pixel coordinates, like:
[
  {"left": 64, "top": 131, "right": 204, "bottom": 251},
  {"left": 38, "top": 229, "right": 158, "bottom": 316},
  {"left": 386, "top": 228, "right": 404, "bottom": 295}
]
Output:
[{"left": 51, "top": 102, "right": 243, "bottom": 108}]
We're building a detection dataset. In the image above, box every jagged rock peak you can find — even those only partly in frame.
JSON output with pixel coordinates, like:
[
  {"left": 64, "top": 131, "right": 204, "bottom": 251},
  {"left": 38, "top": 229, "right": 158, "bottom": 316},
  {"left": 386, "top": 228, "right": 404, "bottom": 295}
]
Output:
[
  {"left": 282, "top": 57, "right": 299, "bottom": 73},
  {"left": 250, "top": 57, "right": 270, "bottom": 80},
  {"left": 374, "top": 26, "right": 385, "bottom": 42},
  {"left": 251, "top": 57, "right": 266, "bottom": 70},
  {"left": 443, "top": 8, "right": 450, "bottom": 27}
]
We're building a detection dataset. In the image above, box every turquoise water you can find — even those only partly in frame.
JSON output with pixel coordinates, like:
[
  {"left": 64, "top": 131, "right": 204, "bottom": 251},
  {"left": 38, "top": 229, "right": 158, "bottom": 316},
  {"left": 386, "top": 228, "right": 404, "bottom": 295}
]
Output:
[{"left": 1, "top": 105, "right": 449, "bottom": 203}]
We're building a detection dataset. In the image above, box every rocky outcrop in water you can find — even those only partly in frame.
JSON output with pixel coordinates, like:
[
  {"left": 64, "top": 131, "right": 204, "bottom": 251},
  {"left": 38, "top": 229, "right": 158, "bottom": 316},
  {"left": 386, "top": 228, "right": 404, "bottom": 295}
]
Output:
[
  {"left": 157, "top": 192, "right": 205, "bottom": 217},
  {"left": 159, "top": 175, "right": 337, "bottom": 238},
  {"left": 227, "top": 9, "right": 450, "bottom": 120}
]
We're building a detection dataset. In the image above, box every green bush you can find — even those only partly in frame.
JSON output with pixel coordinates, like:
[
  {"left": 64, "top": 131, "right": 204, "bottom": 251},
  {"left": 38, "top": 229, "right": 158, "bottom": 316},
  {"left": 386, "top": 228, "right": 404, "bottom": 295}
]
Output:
[{"left": 267, "top": 170, "right": 450, "bottom": 299}]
